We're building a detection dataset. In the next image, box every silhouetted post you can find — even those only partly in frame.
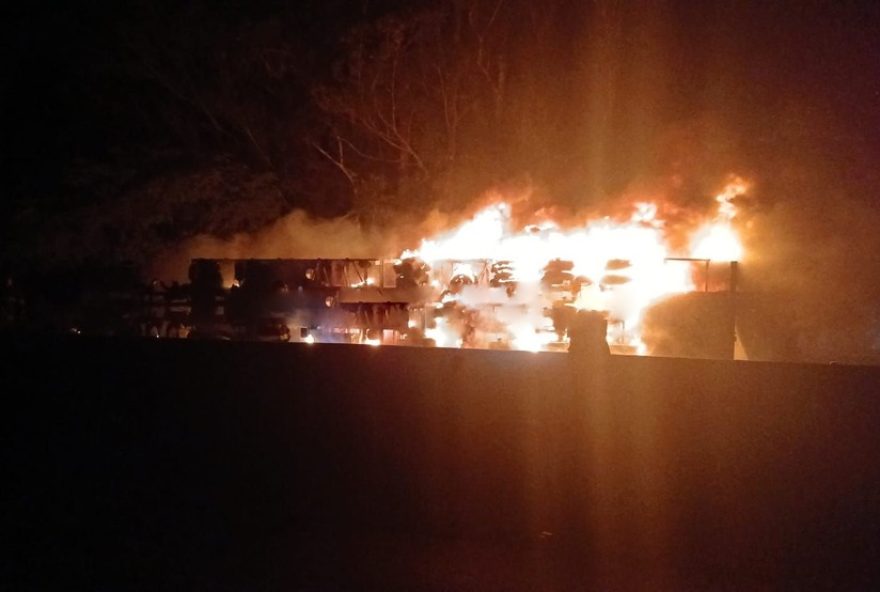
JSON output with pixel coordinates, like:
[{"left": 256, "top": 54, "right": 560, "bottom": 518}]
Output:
[{"left": 568, "top": 310, "right": 610, "bottom": 360}]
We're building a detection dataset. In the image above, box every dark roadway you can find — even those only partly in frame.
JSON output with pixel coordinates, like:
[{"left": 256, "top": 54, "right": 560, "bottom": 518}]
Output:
[{"left": 5, "top": 337, "right": 880, "bottom": 590}]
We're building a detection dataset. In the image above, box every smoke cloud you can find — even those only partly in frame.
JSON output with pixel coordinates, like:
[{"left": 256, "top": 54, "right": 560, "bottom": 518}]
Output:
[
  {"left": 150, "top": 206, "right": 467, "bottom": 282},
  {"left": 739, "top": 192, "right": 880, "bottom": 364}
]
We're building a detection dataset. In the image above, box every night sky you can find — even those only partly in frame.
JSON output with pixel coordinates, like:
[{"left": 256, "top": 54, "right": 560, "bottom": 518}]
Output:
[{"left": 4, "top": 1, "right": 879, "bottom": 212}]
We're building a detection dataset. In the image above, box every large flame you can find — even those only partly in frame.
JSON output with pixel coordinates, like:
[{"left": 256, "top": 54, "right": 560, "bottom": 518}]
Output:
[
  {"left": 691, "top": 178, "right": 747, "bottom": 261},
  {"left": 395, "top": 178, "right": 746, "bottom": 353}
]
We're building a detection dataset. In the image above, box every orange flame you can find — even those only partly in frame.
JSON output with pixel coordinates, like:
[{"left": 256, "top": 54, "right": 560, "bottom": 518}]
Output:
[
  {"left": 690, "top": 177, "right": 747, "bottom": 261},
  {"left": 394, "top": 178, "right": 746, "bottom": 353}
]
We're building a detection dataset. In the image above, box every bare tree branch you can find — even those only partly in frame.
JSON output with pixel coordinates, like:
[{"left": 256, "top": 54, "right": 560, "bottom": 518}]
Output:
[{"left": 312, "top": 139, "right": 358, "bottom": 189}]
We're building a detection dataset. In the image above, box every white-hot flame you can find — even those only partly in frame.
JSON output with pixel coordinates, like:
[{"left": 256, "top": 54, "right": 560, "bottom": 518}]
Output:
[
  {"left": 396, "top": 179, "right": 745, "bottom": 353},
  {"left": 425, "top": 317, "right": 462, "bottom": 348},
  {"left": 691, "top": 178, "right": 747, "bottom": 261}
]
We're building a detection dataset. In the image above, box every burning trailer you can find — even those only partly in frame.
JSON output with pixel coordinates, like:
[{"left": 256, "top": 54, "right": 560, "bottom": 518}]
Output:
[
  {"left": 44, "top": 178, "right": 747, "bottom": 360},
  {"left": 183, "top": 254, "right": 740, "bottom": 359}
]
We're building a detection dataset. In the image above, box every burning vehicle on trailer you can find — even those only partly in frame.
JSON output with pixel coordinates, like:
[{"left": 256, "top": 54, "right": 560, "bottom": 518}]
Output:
[
  {"left": 43, "top": 244, "right": 741, "bottom": 361},
  {"left": 183, "top": 179, "right": 745, "bottom": 357},
  {"left": 411, "top": 257, "right": 566, "bottom": 351},
  {"left": 406, "top": 253, "right": 740, "bottom": 358}
]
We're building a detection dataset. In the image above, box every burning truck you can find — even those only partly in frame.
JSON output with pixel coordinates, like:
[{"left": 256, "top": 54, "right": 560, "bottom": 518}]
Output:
[
  {"left": 137, "top": 178, "right": 748, "bottom": 359},
  {"left": 185, "top": 254, "right": 739, "bottom": 358}
]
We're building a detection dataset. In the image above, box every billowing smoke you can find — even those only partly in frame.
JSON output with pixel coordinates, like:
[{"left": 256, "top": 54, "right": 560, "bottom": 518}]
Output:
[
  {"left": 151, "top": 208, "right": 448, "bottom": 282},
  {"left": 738, "top": 191, "right": 880, "bottom": 364},
  {"left": 150, "top": 189, "right": 534, "bottom": 283}
]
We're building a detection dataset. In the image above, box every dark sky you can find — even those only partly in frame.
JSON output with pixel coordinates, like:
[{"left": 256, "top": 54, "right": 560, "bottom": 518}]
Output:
[{"left": 2, "top": 0, "right": 880, "bottom": 220}]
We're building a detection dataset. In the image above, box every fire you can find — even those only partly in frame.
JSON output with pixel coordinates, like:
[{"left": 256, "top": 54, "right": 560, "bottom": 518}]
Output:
[
  {"left": 396, "top": 178, "right": 746, "bottom": 353},
  {"left": 691, "top": 178, "right": 747, "bottom": 261},
  {"left": 263, "top": 179, "right": 745, "bottom": 352},
  {"left": 424, "top": 317, "right": 463, "bottom": 348}
]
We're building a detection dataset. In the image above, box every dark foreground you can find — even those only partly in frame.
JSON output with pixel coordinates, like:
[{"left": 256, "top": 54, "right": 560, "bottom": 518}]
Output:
[{"left": 5, "top": 337, "right": 880, "bottom": 590}]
